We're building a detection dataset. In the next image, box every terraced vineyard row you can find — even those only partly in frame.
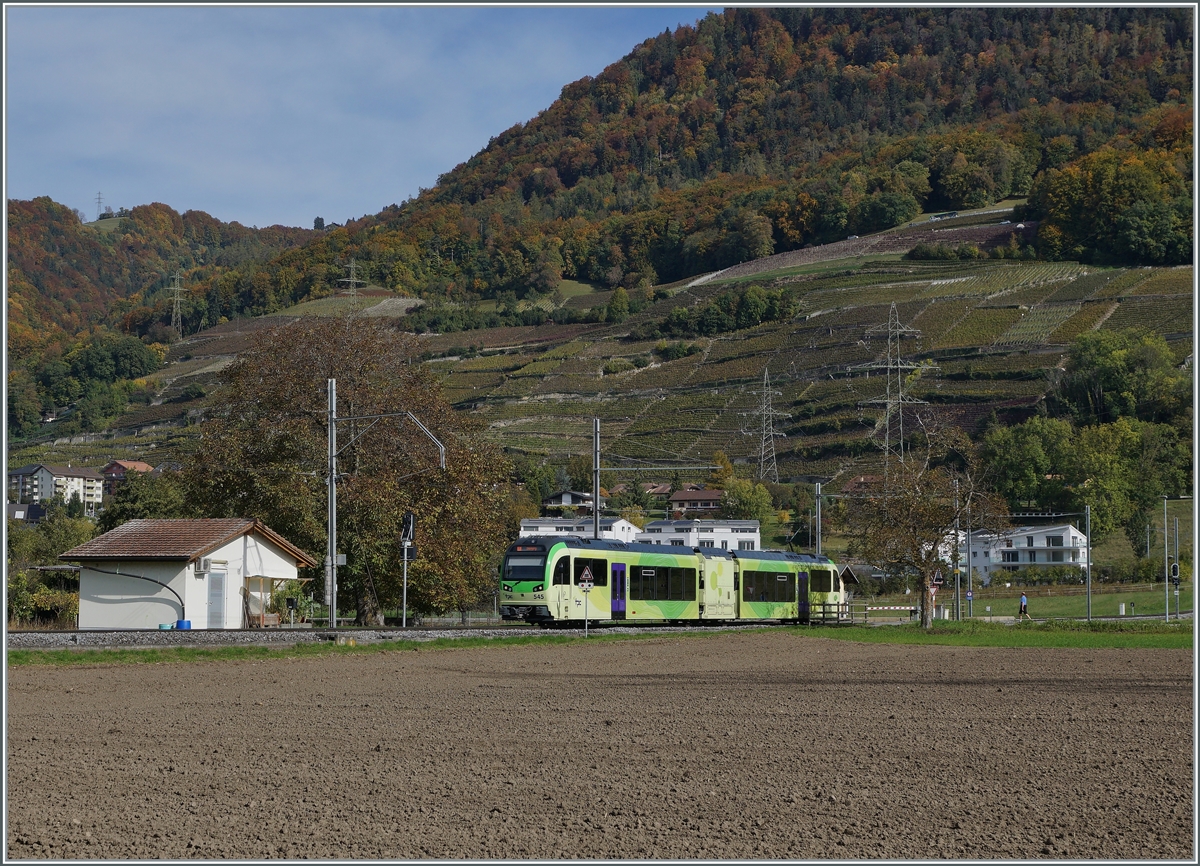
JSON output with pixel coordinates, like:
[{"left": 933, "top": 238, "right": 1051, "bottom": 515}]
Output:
[{"left": 995, "top": 304, "right": 1080, "bottom": 345}]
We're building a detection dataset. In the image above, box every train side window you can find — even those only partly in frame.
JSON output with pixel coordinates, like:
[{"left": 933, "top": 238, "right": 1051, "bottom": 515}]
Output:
[
  {"left": 574, "top": 557, "right": 608, "bottom": 587},
  {"left": 552, "top": 557, "right": 570, "bottom": 586},
  {"left": 655, "top": 567, "right": 670, "bottom": 600},
  {"left": 810, "top": 569, "right": 832, "bottom": 593}
]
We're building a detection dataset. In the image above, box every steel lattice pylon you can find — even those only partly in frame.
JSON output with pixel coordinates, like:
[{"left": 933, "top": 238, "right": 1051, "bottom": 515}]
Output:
[
  {"left": 855, "top": 302, "right": 935, "bottom": 473},
  {"left": 741, "top": 367, "right": 790, "bottom": 483},
  {"left": 168, "top": 272, "right": 186, "bottom": 339}
]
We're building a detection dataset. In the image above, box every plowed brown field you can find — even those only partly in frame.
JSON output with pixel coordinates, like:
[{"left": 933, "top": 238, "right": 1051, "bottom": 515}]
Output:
[{"left": 6, "top": 631, "right": 1194, "bottom": 859}]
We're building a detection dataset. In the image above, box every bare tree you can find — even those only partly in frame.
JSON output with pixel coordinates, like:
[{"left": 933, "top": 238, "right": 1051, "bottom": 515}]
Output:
[{"left": 842, "top": 420, "right": 1008, "bottom": 627}]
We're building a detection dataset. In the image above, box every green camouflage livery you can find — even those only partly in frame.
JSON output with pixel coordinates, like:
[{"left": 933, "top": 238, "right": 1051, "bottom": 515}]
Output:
[{"left": 499, "top": 536, "right": 844, "bottom": 625}]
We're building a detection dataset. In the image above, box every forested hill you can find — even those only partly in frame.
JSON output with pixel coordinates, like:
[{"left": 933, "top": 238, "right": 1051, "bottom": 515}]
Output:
[
  {"left": 175, "top": 6, "right": 1187, "bottom": 330},
  {"left": 7, "top": 197, "right": 317, "bottom": 359}
]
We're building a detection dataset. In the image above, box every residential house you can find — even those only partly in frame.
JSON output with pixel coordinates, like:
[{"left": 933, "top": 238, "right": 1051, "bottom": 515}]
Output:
[
  {"left": 8, "top": 464, "right": 104, "bottom": 517},
  {"left": 60, "top": 518, "right": 318, "bottom": 630},
  {"left": 968, "top": 524, "right": 1090, "bottom": 582},
  {"left": 101, "top": 460, "right": 155, "bottom": 496},
  {"left": 635, "top": 519, "right": 761, "bottom": 550},
  {"left": 541, "top": 490, "right": 607, "bottom": 515},
  {"left": 667, "top": 488, "right": 722, "bottom": 515}
]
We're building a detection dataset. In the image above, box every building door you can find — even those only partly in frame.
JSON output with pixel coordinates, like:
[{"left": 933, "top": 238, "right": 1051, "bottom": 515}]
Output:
[
  {"left": 611, "top": 563, "right": 626, "bottom": 620},
  {"left": 207, "top": 571, "right": 226, "bottom": 630}
]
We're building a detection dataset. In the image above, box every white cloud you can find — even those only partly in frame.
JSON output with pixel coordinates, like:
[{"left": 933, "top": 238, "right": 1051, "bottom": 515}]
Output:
[{"left": 5, "top": 5, "right": 718, "bottom": 227}]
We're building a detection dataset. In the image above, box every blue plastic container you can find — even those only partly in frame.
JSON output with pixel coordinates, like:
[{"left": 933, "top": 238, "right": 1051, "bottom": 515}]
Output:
[{"left": 176, "top": 620, "right": 191, "bottom": 630}]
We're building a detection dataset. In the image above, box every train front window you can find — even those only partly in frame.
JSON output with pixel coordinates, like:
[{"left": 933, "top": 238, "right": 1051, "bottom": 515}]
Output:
[{"left": 504, "top": 557, "right": 545, "bottom": 582}]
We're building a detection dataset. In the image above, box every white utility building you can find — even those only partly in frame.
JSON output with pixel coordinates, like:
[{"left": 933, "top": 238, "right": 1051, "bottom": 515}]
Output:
[{"left": 61, "top": 518, "right": 318, "bottom": 629}]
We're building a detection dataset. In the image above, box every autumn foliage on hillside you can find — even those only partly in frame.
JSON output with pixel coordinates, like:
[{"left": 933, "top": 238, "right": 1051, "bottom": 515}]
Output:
[
  {"left": 7, "top": 7, "right": 1193, "bottom": 440},
  {"left": 182, "top": 7, "right": 1190, "bottom": 317}
]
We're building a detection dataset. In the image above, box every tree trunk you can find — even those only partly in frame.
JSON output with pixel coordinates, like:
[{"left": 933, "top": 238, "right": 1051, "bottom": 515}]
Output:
[
  {"left": 921, "top": 581, "right": 934, "bottom": 628},
  {"left": 354, "top": 580, "right": 385, "bottom": 626}
]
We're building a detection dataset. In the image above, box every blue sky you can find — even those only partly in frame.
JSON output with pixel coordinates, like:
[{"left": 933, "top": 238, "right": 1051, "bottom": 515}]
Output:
[{"left": 5, "top": 5, "right": 719, "bottom": 229}]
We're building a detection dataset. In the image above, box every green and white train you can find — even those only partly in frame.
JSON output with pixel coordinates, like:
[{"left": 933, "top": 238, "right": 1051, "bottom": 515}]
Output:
[{"left": 499, "top": 536, "right": 847, "bottom": 625}]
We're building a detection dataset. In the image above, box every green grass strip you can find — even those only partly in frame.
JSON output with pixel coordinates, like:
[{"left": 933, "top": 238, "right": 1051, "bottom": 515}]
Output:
[
  {"left": 6, "top": 618, "right": 1191, "bottom": 666},
  {"left": 784, "top": 619, "right": 1193, "bottom": 649}
]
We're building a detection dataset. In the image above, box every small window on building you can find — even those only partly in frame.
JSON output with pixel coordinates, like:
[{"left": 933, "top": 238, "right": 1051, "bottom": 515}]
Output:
[
  {"left": 720, "top": 540, "right": 728, "bottom": 550},
  {"left": 1047, "top": 536, "right": 1063, "bottom": 547},
  {"left": 1050, "top": 551, "right": 1064, "bottom": 563},
  {"left": 1005, "top": 539, "right": 1013, "bottom": 548},
  {"left": 1072, "top": 550, "right": 1079, "bottom": 562},
  {"left": 1026, "top": 536, "right": 1034, "bottom": 547},
  {"left": 1028, "top": 551, "right": 1038, "bottom": 563},
  {"left": 699, "top": 540, "right": 714, "bottom": 547},
  {"left": 738, "top": 540, "right": 754, "bottom": 550},
  {"left": 1002, "top": 551, "right": 1019, "bottom": 563},
  {"left": 670, "top": 539, "right": 684, "bottom": 546}
]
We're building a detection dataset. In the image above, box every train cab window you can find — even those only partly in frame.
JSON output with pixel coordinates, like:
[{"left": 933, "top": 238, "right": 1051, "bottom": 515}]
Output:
[
  {"left": 574, "top": 557, "right": 607, "bottom": 587},
  {"left": 552, "top": 557, "right": 570, "bottom": 586}
]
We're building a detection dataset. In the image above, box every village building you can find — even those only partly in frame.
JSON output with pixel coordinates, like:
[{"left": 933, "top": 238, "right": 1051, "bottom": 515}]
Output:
[
  {"left": 518, "top": 517, "right": 639, "bottom": 543},
  {"left": 7, "top": 463, "right": 104, "bottom": 517},
  {"left": 635, "top": 519, "right": 761, "bottom": 550},
  {"left": 968, "top": 524, "right": 1090, "bottom": 581},
  {"left": 100, "top": 460, "right": 155, "bottom": 496},
  {"left": 541, "top": 489, "right": 607, "bottom": 515},
  {"left": 666, "top": 488, "right": 723, "bottom": 515}
]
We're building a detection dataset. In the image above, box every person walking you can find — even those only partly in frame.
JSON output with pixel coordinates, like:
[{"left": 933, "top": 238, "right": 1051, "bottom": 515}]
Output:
[{"left": 1018, "top": 591, "right": 1031, "bottom": 622}]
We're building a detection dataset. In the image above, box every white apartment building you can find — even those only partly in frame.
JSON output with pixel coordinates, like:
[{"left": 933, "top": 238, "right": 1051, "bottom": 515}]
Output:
[
  {"left": 8, "top": 464, "right": 104, "bottom": 517},
  {"left": 635, "top": 519, "right": 761, "bottom": 550},
  {"left": 519, "top": 517, "right": 640, "bottom": 543},
  {"left": 969, "top": 524, "right": 1090, "bottom": 581}
]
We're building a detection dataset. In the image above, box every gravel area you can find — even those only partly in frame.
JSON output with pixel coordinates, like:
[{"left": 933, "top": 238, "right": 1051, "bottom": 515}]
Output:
[{"left": 5, "top": 623, "right": 766, "bottom": 650}]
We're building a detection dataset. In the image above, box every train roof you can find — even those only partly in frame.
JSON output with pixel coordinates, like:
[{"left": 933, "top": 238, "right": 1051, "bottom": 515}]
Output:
[{"left": 508, "top": 536, "right": 835, "bottom": 566}]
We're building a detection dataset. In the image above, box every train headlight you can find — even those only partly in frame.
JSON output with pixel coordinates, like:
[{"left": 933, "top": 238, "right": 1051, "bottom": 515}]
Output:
[
  {"left": 533, "top": 584, "right": 544, "bottom": 592},
  {"left": 502, "top": 584, "right": 513, "bottom": 593}
]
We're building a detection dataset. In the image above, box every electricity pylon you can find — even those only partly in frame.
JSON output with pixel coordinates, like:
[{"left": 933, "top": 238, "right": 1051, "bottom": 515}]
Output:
[
  {"left": 741, "top": 367, "right": 790, "bottom": 483},
  {"left": 339, "top": 258, "right": 365, "bottom": 304},
  {"left": 854, "top": 302, "right": 934, "bottom": 473},
  {"left": 168, "top": 272, "right": 186, "bottom": 339}
]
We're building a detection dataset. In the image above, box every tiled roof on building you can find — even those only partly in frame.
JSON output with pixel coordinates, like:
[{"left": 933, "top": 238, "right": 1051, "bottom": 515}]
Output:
[{"left": 59, "top": 518, "right": 317, "bottom": 567}]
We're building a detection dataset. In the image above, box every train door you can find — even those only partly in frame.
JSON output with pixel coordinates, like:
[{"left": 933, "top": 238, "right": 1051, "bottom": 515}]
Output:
[
  {"left": 733, "top": 566, "right": 741, "bottom": 619},
  {"left": 797, "top": 571, "right": 810, "bottom": 622},
  {"left": 611, "top": 563, "right": 626, "bottom": 620},
  {"left": 551, "top": 555, "right": 571, "bottom": 620}
]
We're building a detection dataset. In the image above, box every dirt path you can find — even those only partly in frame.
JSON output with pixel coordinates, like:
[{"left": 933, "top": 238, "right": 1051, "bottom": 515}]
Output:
[{"left": 6, "top": 631, "right": 1193, "bottom": 859}]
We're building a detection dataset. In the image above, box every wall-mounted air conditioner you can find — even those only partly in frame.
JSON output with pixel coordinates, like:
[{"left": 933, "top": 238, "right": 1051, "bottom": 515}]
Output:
[{"left": 196, "top": 557, "right": 212, "bottom": 575}]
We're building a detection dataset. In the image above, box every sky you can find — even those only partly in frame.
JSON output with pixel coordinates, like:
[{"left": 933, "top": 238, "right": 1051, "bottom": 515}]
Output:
[{"left": 4, "top": 4, "right": 720, "bottom": 229}]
